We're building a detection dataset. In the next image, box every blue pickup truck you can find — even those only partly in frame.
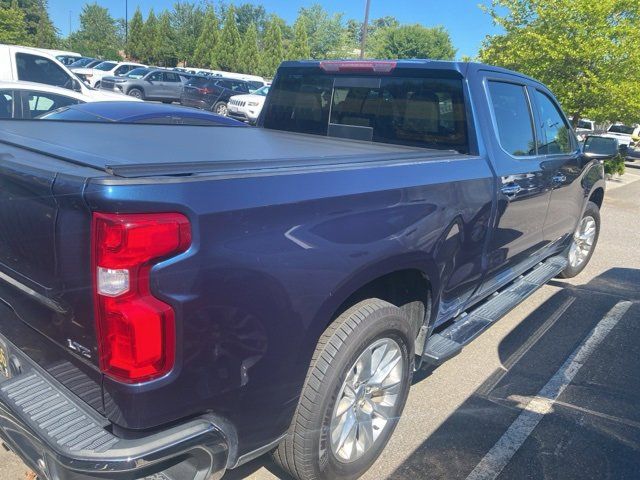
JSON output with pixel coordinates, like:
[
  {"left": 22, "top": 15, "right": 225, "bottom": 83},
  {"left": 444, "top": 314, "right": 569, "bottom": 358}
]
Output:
[{"left": 0, "top": 60, "right": 608, "bottom": 480}]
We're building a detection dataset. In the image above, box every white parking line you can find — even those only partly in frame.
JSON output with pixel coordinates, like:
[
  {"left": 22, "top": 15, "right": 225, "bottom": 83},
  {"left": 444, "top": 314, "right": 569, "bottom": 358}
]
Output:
[{"left": 465, "top": 300, "right": 633, "bottom": 480}]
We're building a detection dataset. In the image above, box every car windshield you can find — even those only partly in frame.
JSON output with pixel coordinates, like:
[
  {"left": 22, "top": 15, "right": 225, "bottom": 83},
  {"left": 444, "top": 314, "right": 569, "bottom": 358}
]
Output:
[
  {"left": 127, "top": 68, "right": 150, "bottom": 79},
  {"left": 254, "top": 86, "right": 270, "bottom": 96},
  {"left": 608, "top": 124, "right": 635, "bottom": 135},
  {"left": 94, "top": 62, "right": 117, "bottom": 71},
  {"left": 577, "top": 120, "right": 593, "bottom": 130}
]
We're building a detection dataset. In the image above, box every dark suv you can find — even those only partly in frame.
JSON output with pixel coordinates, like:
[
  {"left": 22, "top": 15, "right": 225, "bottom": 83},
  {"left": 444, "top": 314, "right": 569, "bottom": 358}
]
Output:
[{"left": 180, "top": 76, "right": 251, "bottom": 115}]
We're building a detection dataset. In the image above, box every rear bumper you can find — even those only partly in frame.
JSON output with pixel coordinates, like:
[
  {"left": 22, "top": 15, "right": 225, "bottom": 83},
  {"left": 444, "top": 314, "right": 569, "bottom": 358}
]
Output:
[{"left": 0, "top": 335, "right": 229, "bottom": 480}]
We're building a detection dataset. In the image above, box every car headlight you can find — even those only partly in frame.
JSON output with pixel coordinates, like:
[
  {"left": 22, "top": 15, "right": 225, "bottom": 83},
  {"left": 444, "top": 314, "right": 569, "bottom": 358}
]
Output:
[{"left": 247, "top": 101, "right": 260, "bottom": 107}]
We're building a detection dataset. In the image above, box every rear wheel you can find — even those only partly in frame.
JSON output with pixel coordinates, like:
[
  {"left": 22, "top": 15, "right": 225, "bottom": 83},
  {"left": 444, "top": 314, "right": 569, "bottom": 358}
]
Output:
[
  {"left": 558, "top": 201, "right": 600, "bottom": 278},
  {"left": 213, "top": 101, "right": 228, "bottom": 116},
  {"left": 128, "top": 88, "right": 144, "bottom": 100},
  {"left": 273, "top": 299, "right": 414, "bottom": 480}
]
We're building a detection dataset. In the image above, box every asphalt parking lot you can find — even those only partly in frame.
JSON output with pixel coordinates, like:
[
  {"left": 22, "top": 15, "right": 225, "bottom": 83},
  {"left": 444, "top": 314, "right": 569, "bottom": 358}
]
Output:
[{"left": 1, "top": 165, "right": 639, "bottom": 480}]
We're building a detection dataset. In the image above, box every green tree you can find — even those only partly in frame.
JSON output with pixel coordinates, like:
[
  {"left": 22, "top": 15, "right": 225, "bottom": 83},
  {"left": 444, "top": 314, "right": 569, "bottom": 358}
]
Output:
[
  {"left": 298, "top": 4, "right": 347, "bottom": 58},
  {"left": 479, "top": 0, "right": 640, "bottom": 124},
  {"left": 171, "top": 1, "right": 204, "bottom": 67},
  {"left": 67, "top": 3, "right": 121, "bottom": 59},
  {"left": 0, "top": 0, "right": 56, "bottom": 44},
  {"left": 141, "top": 8, "right": 158, "bottom": 64},
  {"left": 0, "top": 0, "right": 29, "bottom": 45},
  {"left": 216, "top": 5, "right": 241, "bottom": 72},
  {"left": 234, "top": 3, "right": 266, "bottom": 35},
  {"left": 33, "top": 3, "right": 57, "bottom": 47},
  {"left": 238, "top": 23, "right": 260, "bottom": 74},
  {"left": 372, "top": 24, "right": 456, "bottom": 60},
  {"left": 156, "top": 10, "right": 177, "bottom": 67},
  {"left": 126, "top": 7, "right": 144, "bottom": 60},
  {"left": 192, "top": 5, "right": 219, "bottom": 68},
  {"left": 259, "top": 15, "right": 284, "bottom": 78},
  {"left": 288, "top": 15, "right": 311, "bottom": 60}
]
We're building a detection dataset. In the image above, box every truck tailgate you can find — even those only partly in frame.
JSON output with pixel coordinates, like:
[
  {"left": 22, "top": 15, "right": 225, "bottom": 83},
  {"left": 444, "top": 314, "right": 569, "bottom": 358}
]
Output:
[{"left": 0, "top": 147, "right": 104, "bottom": 414}]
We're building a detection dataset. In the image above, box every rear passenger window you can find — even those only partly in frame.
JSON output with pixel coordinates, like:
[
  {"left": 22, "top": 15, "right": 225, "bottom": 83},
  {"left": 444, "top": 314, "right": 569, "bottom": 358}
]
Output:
[
  {"left": 26, "top": 92, "right": 80, "bottom": 118},
  {"left": 534, "top": 90, "right": 573, "bottom": 154},
  {"left": 488, "top": 81, "right": 536, "bottom": 156}
]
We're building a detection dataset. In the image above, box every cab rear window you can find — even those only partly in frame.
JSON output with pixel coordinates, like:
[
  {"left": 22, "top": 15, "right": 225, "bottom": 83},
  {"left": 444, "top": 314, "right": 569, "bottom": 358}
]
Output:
[{"left": 263, "top": 70, "right": 469, "bottom": 153}]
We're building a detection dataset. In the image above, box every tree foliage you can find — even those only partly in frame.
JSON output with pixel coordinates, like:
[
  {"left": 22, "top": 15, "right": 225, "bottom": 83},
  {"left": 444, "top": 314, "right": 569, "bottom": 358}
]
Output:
[
  {"left": 0, "top": 1, "right": 29, "bottom": 45},
  {"left": 67, "top": 3, "right": 121, "bottom": 59},
  {"left": 192, "top": 6, "right": 219, "bottom": 69},
  {"left": 288, "top": 15, "right": 311, "bottom": 60},
  {"left": 156, "top": 10, "right": 177, "bottom": 67},
  {"left": 216, "top": 5, "right": 242, "bottom": 72},
  {"left": 479, "top": 0, "right": 640, "bottom": 124},
  {"left": 141, "top": 8, "right": 158, "bottom": 64},
  {"left": 126, "top": 7, "right": 144, "bottom": 60},
  {"left": 234, "top": 4, "right": 266, "bottom": 35},
  {"left": 238, "top": 23, "right": 260, "bottom": 74},
  {"left": 171, "top": 1, "right": 204, "bottom": 67},
  {"left": 259, "top": 15, "right": 284, "bottom": 77},
  {"left": 298, "top": 4, "right": 348, "bottom": 59},
  {"left": 372, "top": 24, "right": 456, "bottom": 60}
]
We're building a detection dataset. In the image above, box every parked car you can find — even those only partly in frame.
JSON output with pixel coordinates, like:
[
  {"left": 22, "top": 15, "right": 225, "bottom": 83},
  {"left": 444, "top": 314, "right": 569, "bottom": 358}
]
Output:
[
  {"left": 602, "top": 123, "right": 640, "bottom": 148},
  {"left": 181, "top": 76, "right": 251, "bottom": 115},
  {"left": 0, "top": 80, "right": 95, "bottom": 119},
  {"left": 34, "top": 48, "right": 82, "bottom": 66},
  {"left": 72, "top": 60, "right": 146, "bottom": 88},
  {"left": 0, "top": 45, "right": 141, "bottom": 102},
  {"left": 68, "top": 57, "right": 100, "bottom": 69},
  {"left": 101, "top": 68, "right": 193, "bottom": 103},
  {"left": 0, "top": 60, "right": 606, "bottom": 480},
  {"left": 227, "top": 85, "right": 270, "bottom": 124},
  {"left": 40, "top": 101, "right": 247, "bottom": 126},
  {"left": 575, "top": 118, "right": 596, "bottom": 141}
]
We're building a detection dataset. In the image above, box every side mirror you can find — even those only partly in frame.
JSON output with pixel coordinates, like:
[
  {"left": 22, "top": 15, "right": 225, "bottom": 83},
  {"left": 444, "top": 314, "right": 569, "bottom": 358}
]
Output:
[
  {"left": 72, "top": 79, "right": 82, "bottom": 92},
  {"left": 583, "top": 135, "right": 619, "bottom": 161}
]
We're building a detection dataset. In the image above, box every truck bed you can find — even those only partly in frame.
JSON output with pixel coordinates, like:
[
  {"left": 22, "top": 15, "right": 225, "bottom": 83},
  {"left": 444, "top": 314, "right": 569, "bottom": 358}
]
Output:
[{"left": 0, "top": 121, "right": 466, "bottom": 178}]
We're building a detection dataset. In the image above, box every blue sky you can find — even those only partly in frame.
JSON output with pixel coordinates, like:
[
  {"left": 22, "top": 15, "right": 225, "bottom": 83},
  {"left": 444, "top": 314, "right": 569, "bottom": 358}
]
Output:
[{"left": 49, "top": 0, "right": 501, "bottom": 58}]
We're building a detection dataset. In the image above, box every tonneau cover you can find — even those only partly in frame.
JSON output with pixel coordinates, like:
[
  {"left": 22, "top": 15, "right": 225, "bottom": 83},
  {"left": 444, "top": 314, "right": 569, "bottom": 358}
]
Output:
[{"left": 0, "top": 121, "right": 455, "bottom": 178}]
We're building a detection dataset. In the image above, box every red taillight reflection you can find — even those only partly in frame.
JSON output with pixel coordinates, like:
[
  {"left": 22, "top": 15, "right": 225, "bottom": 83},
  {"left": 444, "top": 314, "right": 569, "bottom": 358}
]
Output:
[
  {"left": 92, "top": 212, "right": 191, "bottom": 383},
  {"left": 197, "top": 87, "right": 214, "bottom": 95}
]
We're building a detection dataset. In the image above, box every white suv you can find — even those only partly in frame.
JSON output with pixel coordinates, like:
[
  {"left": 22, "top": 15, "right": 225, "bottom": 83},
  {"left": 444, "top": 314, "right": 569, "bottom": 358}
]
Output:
[
  {"left": 227, "top": 85, "right": 270, "bottom": 124},
  {"left": 72, "top": 61, "right": 146, "bottom": 89}
]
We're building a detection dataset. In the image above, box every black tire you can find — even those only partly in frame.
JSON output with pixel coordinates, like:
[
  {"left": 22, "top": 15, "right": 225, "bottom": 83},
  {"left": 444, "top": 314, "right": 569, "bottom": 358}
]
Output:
[
  {"left": 273, "top": 299, "right": 414, "bottom": 480},
  {"left": 213, "top": 101, "right": 228, "bottom": 116},
  {"left": 558, "top": 201, "right": 600, "bottom": 279},
  {"left": 128, "top": 88, "right": 144, "bottom": 100},
  {"left": 161, "top": 100, "right": 173, "bottom": 104}
]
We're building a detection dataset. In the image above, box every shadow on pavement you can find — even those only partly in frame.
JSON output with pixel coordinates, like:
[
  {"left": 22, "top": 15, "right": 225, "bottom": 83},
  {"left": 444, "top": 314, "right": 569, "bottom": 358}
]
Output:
[{"left": 222, "top": 268, "right": 640, "bottom": 480}]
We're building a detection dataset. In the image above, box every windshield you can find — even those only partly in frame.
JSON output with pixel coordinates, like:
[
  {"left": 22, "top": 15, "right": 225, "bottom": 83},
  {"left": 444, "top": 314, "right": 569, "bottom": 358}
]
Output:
[
  {"left": 94, "top": 62, "right": 117, "bottom": 71},
  {"left": 127, "top": 68, "right": 150, "bottom": 79},
  {"left": 608, "top": 124, "right": 635, "bottom": 135},
  {"left": 254, "top": 86, "right": 270, "bottom": 96}
]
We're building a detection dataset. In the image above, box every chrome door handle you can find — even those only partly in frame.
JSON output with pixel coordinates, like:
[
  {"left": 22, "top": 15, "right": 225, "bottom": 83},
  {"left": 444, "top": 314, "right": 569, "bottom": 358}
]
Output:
[
  {"left": 552, "top": 174, "right": 567, "bottom": 184},
  {"left": 501, "top": 184, "right": 523, "bottom": 197}
]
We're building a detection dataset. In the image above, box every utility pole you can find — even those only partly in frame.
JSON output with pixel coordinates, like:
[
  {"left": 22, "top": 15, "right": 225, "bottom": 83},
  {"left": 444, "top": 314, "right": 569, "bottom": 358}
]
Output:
[
  {"left": 359, "top": 0, "right": 372, "bottom": 59},
  {"left": 125, "top": 0, "right": 129, "bottom": 45}
]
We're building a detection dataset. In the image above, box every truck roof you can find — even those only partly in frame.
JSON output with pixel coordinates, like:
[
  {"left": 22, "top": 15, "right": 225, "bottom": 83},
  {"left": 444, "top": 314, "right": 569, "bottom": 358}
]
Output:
[
  {"left": 0, "top": 120, "right": 458, "bottom": 178},
  {"left": 278, "top": 59, "right": 541, "bottom": 85}
]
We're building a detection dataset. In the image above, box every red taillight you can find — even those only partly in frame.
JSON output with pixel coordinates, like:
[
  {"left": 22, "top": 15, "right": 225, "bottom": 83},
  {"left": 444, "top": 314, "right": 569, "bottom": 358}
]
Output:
[
  {"left": 92, "top": 212, "right": 191, "bottom": 384},
  {"left": 319, "top": 60, "right": 397, "bottom": 74},
  {"left": 197, "top": 87, "right": 214, "bottom": 95}
]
